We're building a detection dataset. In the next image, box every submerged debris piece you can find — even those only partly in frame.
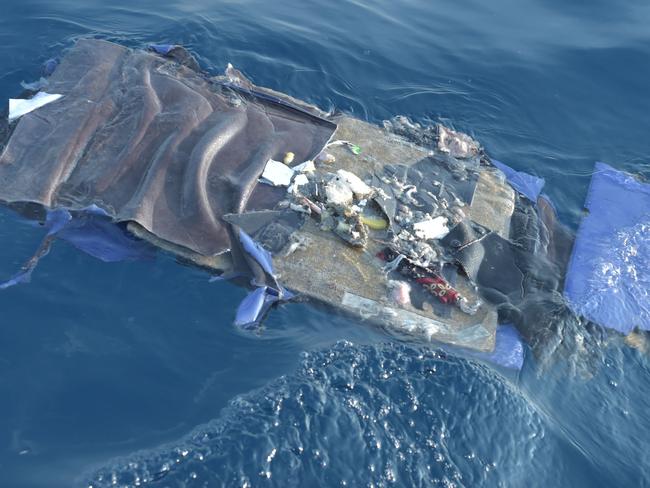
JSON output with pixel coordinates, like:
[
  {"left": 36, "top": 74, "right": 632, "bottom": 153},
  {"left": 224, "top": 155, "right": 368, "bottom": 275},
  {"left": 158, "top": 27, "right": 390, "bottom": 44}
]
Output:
[
  {"left": 224, "top": 62, "right": 254, "bottom": 89},
  {"left": 20, "top": 78, "right": 49, "bottom": 92}
]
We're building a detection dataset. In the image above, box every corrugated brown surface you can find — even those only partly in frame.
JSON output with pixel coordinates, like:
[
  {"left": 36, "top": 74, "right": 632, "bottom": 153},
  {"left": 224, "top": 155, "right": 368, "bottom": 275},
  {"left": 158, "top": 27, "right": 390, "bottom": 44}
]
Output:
[{"left": 0, "top": 39, "right": 336, "bottom": 257}]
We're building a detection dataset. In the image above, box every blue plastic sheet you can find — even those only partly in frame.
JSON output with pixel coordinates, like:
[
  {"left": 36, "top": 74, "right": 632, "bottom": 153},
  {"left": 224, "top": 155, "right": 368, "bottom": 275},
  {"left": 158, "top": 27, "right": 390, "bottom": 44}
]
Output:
[
  {"left": 492, "top": 159, "right": 545, "bottom": 202},
  {"left": 564, "top": 162, "right": 650, "bottom": 333}
]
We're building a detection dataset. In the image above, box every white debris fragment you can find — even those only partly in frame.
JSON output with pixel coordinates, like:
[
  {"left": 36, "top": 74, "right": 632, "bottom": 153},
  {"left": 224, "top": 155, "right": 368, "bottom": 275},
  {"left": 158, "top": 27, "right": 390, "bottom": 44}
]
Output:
[
  {"left": 412, "top": 216, "right": 450, "bottom": 240},
  {"left": 336, "top": 169, "right": 373, "bottom": 198},
  {"left": 260, "top": 159, "right": 295, "bottom": 187},
  {"left": 325, "top": 176, "right": 354, "bottom": 207},
  {"left": 293, "top": 160, "right": 315, "bottom": 173},
  {"left": 8, "top": 92, "right": 63, "bottom": 121},
  {"left": 437, "top": 125, "right": 479, "bottom": 159},
  {"left": 287, "top": 173, "right": 309, "bottom": 194}
]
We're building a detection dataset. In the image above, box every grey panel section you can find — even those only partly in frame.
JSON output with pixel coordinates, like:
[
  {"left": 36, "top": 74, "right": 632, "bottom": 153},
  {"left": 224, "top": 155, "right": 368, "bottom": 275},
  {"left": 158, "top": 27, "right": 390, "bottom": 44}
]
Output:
[{"left": 0, "top": 39, "right": 335, "bottom": 257}]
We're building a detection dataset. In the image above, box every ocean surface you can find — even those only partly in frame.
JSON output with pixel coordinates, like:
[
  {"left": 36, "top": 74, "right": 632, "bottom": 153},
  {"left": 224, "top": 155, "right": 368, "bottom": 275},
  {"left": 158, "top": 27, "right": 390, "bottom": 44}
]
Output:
[{"left": 1, "top": 0, "right": 650, "bottom": 486}]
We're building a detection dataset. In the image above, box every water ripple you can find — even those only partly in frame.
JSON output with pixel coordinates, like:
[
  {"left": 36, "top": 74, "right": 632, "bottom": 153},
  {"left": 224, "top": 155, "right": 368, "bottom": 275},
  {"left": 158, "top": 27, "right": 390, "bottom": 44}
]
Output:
[{"left": 84, "top": 341, "right": 590, "bottom": 488}]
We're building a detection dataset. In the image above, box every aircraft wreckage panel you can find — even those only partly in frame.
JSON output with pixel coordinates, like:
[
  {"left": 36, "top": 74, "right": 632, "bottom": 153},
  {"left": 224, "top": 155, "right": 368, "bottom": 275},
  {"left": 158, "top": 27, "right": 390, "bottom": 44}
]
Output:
[{"left": 0, "top": 39, "right": 522, "bottom": 352}]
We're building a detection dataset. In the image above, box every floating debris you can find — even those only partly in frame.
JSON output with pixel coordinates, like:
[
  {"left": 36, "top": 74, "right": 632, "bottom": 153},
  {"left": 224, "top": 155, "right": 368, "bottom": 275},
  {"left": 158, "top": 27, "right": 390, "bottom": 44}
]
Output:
[
  {"left": 326, "top": 140, "right": 362, "bottom": 155},
  {"left": 283, "top": 233, "right": 311, "bottom": 257},
  {"left": 336, "top": 169, "right": 373, "bottom": 198},
  {"left": 377, "top": 247, "right": 481, "bottom": 315},
  {"left": 293, "top": 160, "right": 315, "bottom": 172},
  {"left": 437, "top": 125, "right": 480, "bottom": 159},
  {"left": 283, "top": 151, "right": 295, "bottom": 165},
  {"left": 325, "top": 175, "right": 355, "bottom": 207},
  {"left": 261, "top": 159, "right": 295, "bottom": 187},
  {"left": 360, "top": 214, "right": 389, "bottom": 230},
  {"left": 317, "top": 152, "right": 336, "bottom": 164},
  {"left": 412, "top": 216, "right": 450, "bottom": 240}
]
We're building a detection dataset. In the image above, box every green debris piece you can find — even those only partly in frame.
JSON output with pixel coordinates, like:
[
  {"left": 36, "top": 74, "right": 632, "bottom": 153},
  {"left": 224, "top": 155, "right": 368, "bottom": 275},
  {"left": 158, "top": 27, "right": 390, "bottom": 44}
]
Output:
[{"left": 350, "top": 144, "right": 362, "bottom": 155}]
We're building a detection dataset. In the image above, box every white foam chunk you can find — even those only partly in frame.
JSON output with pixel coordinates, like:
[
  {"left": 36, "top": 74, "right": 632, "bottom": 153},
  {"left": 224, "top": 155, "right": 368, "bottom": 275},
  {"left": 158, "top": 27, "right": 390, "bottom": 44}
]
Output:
[
  {"left": 8, "top": 92, "right": 63, "bottom": 121},
  {"left": 260, "top": 159, "right": 295, "bottom": 187},
  {"left": 413, "top": 216, "right": 450, "bottom": 240}
]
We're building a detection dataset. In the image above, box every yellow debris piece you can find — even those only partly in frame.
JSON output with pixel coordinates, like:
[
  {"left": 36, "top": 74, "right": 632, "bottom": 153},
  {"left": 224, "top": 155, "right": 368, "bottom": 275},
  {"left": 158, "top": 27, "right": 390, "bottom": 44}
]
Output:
[{"left": 360, "top": 215, "right": 389, "bottom": 230}]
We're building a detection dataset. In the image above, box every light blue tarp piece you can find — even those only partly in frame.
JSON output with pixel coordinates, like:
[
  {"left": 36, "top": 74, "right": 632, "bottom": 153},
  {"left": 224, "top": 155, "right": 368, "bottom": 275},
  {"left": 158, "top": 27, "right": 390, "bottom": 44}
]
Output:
[
  {"left": 470, "top": 324, "right": 525, "bottom": 370},
  {"left": 564, "top": 162, "right": 650, "bottom": 333},
  {"left": 492, "top": 159, "right": 545, "bottom": 202}
]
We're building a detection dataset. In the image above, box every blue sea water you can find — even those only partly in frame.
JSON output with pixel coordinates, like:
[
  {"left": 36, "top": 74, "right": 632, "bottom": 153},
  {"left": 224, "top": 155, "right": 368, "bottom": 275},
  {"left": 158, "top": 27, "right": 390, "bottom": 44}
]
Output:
[{"left": 1, "top": 0, "right": 650, "bottom": 486}]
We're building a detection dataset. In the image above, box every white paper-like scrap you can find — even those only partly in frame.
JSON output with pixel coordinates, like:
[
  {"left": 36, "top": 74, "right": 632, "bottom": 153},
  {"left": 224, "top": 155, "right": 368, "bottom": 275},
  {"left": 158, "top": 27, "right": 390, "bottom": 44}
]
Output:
[
  {"left": 260, "top": 159, "right": 295, "bottom": 187},
  {"left": 292, "top": 160, "right": 315, "bottom": 173},
  {"left": 287, "top": 173, "right": 309, "bottom": 195},
  {"left": 8, "top": 92, "right": 63, "bottom": 121},
  {"left": 413, "top": 216, "right": 450, "bottom": 240}
]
